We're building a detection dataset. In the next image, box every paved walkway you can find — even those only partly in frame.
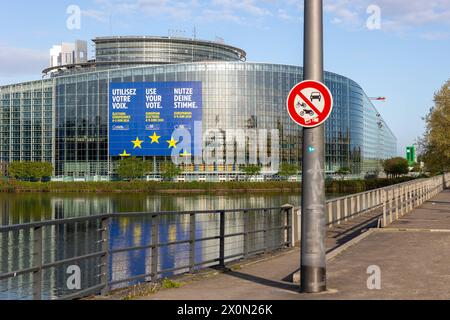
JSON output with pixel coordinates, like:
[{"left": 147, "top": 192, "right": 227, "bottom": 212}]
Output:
[{"left": 137, "top": 189, "right": 450, "bottom": 300}]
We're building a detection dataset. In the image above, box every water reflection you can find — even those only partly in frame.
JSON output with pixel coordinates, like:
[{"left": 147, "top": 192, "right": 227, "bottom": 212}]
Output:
[{"left": 0, "top": 192, "right": 324, "bottom": 300}]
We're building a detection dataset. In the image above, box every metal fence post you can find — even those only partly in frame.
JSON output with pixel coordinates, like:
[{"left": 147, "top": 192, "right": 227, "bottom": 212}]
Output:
[
  {"left": 401, "top": 186, "right": 405, "bottom": 216},
  {"left": 409, "top": 185, "right": 413, "bottom": 211},
  {"left": 415, "top": 183, "right": 418, "bottom": 206},
  {"left": 421, "top": 183, "right": 424, "bottom": 203},
  {"left": 151, "top": 214, "right": 159, "bottom": 282},
  {"left": 100, "top": 217, "right": 110, "bottom": 296},
  {"left": 344, "top": 198, "right": 348, "bottom": 222},
  {"left": 189, "top": 213, "right": 196, "bottom": 273},
  {"left": 350, "top": 196, "right": 354, "bottom": 218},
  {"left": 382, "top": 190, "right": 387, "bottom": 227},
  {"left": 285, "top": 206, "right": 293, "bottom": 247},
  {"left": 263, "top": 210, "right": 269, "bottom": 253},
  {"left": 406, "top": 185, "right": 409, "bottom": 213},
  {"left": 357, "top": 195, "right": 361, "bottom": 214},
  {"left": 33, "top": 226, "right": 43, "bottom": 300},
  {"left": 395, "top": 188, "right": 399, "bottom": 220},
  {"left": 336, "top": 199, "right": 341, "bottom": 225},
  {"left": 219, "top": 211, "right": 226, "bottom": 267},
  {"left": 327, "top": 202, "right": 333, "bottom": 227},
  {"left": 389, "top": 189, "right": 393, "bottom": 223},
  {"left": 243, "top": 210, "right": 249, "bottom": 259}
]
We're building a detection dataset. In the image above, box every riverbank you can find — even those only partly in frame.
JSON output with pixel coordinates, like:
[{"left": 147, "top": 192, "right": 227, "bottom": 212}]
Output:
[{"left": 0, "top": 177, "right": 417, "bottom": 194}]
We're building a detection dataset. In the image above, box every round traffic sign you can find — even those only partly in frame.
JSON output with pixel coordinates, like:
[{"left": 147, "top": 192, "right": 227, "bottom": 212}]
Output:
[{"left": 287, "top": 80, "right": 334, "bottom": 128}]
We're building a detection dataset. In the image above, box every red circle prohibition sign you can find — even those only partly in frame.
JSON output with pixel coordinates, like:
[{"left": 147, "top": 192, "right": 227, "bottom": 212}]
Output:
[{"left": 287, "top": 80, "right": 334, "bottom": 128}]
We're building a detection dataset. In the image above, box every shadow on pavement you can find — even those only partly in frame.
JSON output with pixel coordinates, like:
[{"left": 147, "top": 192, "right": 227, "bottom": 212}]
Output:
[{"left": 211, "top": 267, "right": 300, "bottom": 293}]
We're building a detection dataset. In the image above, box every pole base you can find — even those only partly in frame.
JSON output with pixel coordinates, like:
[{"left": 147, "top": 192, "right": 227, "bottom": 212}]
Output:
[{"left": 301, "top": 266, "right": 327, "bottom": 293}]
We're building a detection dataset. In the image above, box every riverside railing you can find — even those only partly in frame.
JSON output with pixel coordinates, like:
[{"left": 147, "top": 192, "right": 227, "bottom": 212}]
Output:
[
  {"left": 0, "top": 206, "right": 293, "bottom": 300},
  {"left": 290, "top": 173, "right": 450, "bottom": 244},
  {"left": 1, "top": 173, "right": 449, "bottom": 300}
]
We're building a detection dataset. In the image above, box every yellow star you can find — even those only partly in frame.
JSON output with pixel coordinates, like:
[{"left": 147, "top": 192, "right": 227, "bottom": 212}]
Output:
[
  {"left": 180, "top": 149, "right": 192, "bottom": 157},
  {"left": 132, "top": 137, "right": 144, "bottom": 149},
  {"left": 167, "top": 137, "right": 178, "bottom": 149},
  {"left": 119, "top": 150, "right": 131, "bottom": 157},
  {"left": 149, "top": 132, "right": 161, "bottom": 144}
]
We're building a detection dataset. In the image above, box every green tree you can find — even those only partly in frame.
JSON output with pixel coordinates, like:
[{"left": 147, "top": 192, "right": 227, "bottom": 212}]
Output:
[
  {"left": 8, "top": 162, "right": 53, "bottom": 181},
  {"left": 242, "top": 165, "right": 262, "bottom": 178},
  {"left": 160, "top": 161, "right": 182, "bottom": 181},
  {"left": 31, "top": 162, "right": 53, "bottom": 181},
  {"left": 117, "top": 157, "right": 150, "bottom": 180},
  {"left": 8, "top": 162, "right": 24, "bottom": 180},
  {"left": 336, "top": 167, "right": 351, "bottom": 180},
  {"left": 411, "top": 162, "right": 422, "bottom": 173},
  {"left": 418, "top": 79, "right": 450, "bottom": 174},
  {"left": 383, "top": 157, "right": 409, "bottom": 178},
  {"left": 278, "top": 163, "right": 298, "bottom": 178}
]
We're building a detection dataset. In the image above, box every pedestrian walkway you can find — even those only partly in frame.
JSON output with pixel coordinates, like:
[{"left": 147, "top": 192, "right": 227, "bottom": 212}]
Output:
[{"left": 138, "top": 189, "right": 450, "bottom": 300}]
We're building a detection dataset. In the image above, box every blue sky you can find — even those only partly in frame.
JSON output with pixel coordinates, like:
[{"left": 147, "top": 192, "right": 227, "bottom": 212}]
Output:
[{"left": 0, "top": 0, "right": 449, "bottom": 156}]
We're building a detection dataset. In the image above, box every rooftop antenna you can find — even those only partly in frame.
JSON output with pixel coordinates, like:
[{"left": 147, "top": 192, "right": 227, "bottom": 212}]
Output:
[
  {"left": 192, "top": 26, "right": 197, "bottom": 62},
  {"left": 168, "top": 29, "right": 186, "bottom": 38},
  {"left": 109, "top": 13, "right": 112, "bottom": 36},
  {"left": 215, "top": 36, "right": 225, "bottom": 44}
]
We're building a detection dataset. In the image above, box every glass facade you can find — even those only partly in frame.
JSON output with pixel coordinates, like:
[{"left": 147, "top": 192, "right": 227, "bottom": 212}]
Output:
[
  {"left": 0, "top": 37, "right": 397, "bottom": 180},
  {"left": 0, "top": 80, "right": 53, "bottom": 167},
  {"left": 94, "top": 37, "right": 246, "bottom": 69},
  {"left": 0, "top": 62, "right": 397, "bottom": 179}
]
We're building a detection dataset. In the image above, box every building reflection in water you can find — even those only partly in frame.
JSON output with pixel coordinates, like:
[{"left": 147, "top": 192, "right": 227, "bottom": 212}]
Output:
[{"left": 0, "top": 192, "right": 301, "bottom": 299}]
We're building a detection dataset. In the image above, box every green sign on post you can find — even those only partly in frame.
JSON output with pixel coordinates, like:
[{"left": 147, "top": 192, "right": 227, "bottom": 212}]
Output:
[{"left": 406, "top": 146, "right": 416, "bottom": 166}]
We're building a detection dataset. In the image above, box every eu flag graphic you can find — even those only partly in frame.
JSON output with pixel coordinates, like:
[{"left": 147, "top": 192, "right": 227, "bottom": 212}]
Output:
[{"left": 109, "top": 82, "right": 203, "bottom": 157}]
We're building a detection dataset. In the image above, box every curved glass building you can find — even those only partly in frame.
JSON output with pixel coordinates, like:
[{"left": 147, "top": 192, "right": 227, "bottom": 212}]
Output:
[{"left": 0, "top": 36, "right": 396, "bottom": 181}]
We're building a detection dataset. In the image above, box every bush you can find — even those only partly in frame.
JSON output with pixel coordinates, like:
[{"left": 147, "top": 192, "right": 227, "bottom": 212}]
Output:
[
  {"left": 383, "top": 157, "right": 409, "bottom": 178},
  {"left": 279, "top": 163, "right": 298, "bottom": 178},
  {"left": 117, "top": 157, "right": 151, "bottom": 180},
  {"left": 242, "top": 165, "right": 262, "bottom": 177},
  {"left": 325, "top": 176, "right": 416, "bottom": 193},
  {"left": 336, "top": 167, "right": 351, "bottom": 180},
  {"left": 8, "top": 162, "right": 53, "bottom": 182},
  {"left": 160, "top": 162, "right": 182, "bottom": 181},
  {"left": 0, "top": 180, "right": 303, "bottom": 193}
]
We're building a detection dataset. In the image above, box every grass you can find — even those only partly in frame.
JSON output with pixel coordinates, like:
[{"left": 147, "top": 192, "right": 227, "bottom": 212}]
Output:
[
  {"left": 0, "top": 176, "right": 418, "bottom": 194},
  {"left": 0, "top": 180, "right": 301, "bottom": 193},
  {"left": 161, "top": 278, "right": 182, "bottom": 289}
]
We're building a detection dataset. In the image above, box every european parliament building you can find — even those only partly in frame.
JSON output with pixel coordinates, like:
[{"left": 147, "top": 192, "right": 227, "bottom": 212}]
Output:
[{"left": 0, "top": 36, "right": 397, "bottom": 181}]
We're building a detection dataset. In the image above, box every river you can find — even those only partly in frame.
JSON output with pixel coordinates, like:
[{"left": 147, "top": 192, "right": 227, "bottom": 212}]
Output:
[{"left": 0, "top": 192, "right": 340, "bottom": 300}]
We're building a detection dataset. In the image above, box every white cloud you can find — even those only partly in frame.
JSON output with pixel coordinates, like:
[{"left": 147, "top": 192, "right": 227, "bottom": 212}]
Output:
[
  {"left": 277, "top": 9, "right": 295, "bottom": 21},
  {"left": 212, "top": 0, "right": 271, "bottom": 17},
  {"left": 83, "top": 0, "right": 273, "bottom": 25},
  {"left": 80, "top": 0, "right": 450, "bottom": 37},
  {"left": 420, "top": 32, "right": 450, "bottom": 41},
  {"left": 324, "top": 0, "right": 450, "bottom": 32},
  {"left": 0, "top": 45, "right": 47, "bottom": 77},
  {"left": 325, "top": 0, "right": 362, "bottom": 25},
  {"left": 82, "top": 9, "right": 110, "bottom": 23}
]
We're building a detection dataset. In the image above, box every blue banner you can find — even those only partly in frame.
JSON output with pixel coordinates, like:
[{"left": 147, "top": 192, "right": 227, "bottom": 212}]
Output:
[{"left": 109, "top": 82, "right": 202, "bottom": 157}]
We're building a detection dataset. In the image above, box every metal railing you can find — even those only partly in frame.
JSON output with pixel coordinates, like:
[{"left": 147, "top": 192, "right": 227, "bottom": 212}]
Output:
[
  {"left": 0, "top": 206, "right": 294, "bottom": 300},
  {"left": 1, "top": 173, "right": 449, "bottom": 300},
  {"left": 290, "top": 173, "right": 450, "bottom": 244}
]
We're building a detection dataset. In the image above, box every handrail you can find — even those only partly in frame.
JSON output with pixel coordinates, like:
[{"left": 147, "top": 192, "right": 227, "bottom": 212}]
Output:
[
  {"left": 0, "top": 207, "right": 284, "bottom": 233},
  {"left": 1, "top": 173, "right": 448, "bottom": 300}
]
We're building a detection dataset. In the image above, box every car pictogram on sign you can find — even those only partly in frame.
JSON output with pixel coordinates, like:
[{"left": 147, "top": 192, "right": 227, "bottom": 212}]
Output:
[{"left": 310, "top": 92, "right": 322, "bottom": 102}]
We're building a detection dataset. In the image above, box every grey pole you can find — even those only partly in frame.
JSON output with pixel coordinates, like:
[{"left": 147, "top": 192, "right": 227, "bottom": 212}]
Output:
[{"left": 300, "top": 0, "right": 327, "bottom": 293}]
